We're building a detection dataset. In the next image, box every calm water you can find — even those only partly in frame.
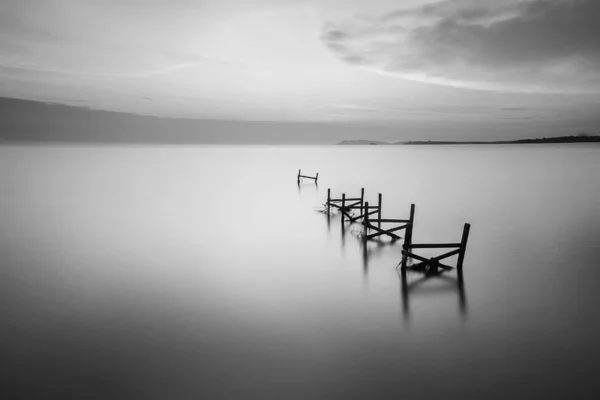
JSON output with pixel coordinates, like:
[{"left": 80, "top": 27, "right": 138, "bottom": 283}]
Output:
[{"left": 1, "top": 144, "right": 600, "bottom": 399}]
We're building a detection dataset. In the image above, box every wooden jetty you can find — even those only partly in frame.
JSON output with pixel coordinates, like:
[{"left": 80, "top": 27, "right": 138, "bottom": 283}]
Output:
[
  {"left": 326, "top": 188, "right": 365, "bottom": 223},
  {"left": 297, "top": 169, "right": 318, "bottom": 183},
  {"left": 362, "top": 201, "right": 414, "bottom": 241},
  {"left": 400, "top": 223, "right": 470, "bottom": 273},
  {"left": 311, "top": 176, "right": 472, "bottom": 272},
  {"left": 326, "top": 188, "right": 414, "bottom": 242}
]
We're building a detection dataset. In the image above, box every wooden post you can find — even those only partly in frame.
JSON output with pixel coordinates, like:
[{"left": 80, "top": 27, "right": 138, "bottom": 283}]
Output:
[
  {"left": 457, "top": 223, "right": 471, "bottom": 270},
  {"left": 315, "top": 173, "right": 319, "bottom": 182},
  {"left": 341, "top": 193, "right": 346, "bottom": 224},
  {"left": 404, "top": 204, "right": 415, "bottom": 250},
  {"left": 297, "top": 169, "right": 301, "bottom": 183},
  {"left": 377, "top": 193, "right": 382, "bottom": 230},
  {"left": 360, "top": 188, "right": 365, "bottom": 211},
  {"left": 327, "top": 188, "right": 331, "bottom": 214},
  {"left": 363, "top": 201, "right": 369, "bottom": 240}
]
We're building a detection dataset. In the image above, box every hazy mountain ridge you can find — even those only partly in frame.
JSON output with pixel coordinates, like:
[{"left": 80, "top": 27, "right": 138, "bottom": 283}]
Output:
[
  {"left": 338, "top": 140, "right": 390, "bottom": 145},
  {"left": 338, "top": 135, "right": 600, "bottom": 145},
  {"left": 0, "top": 97, "right": 398, "bottom": 145}
]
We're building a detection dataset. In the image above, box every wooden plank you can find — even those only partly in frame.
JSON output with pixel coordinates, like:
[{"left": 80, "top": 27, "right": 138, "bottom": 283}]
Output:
[
  {"left": 433, "top": 248, "right": 461, "bottom": 261},
  {"left": 411, "top": 249, "right": 460, "bottom": 268},
  {"left": 369, "top": 219, "right": 410, "bottom": 223},
  {"left": 367, "top": 230, "right": 400, "bottom": 240},
  {"left": 346, "top": 200, "right": 362, "bottom": 208},
  {"left": 365, "top": 224, "right": 407, "bottom": 240},
  {"left": 408, "top": 243, "right": 462, "bottom": 249},
  {"left": 365, "top": 223, "right": 406, "bottom": 233},
  {"left": 402, "top": 250, "right": 453, "bottom": 270},
  {"left": 329, "top": 198, "right": 361, "bottom": 202}
]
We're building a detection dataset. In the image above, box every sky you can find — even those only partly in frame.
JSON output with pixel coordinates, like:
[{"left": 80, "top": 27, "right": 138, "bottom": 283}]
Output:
[{"left": 1, "top": 0, "right": 599, "bottom": 141}]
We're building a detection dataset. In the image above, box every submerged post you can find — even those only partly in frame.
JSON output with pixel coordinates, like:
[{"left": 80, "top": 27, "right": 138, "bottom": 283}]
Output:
[
  {"left": 341, "top": 193, "right": 346, "bottom": 224},
  {"left": 404, "top": 204, "right": 415, "bottom": 252},
  {"left": 360, "top": 188, "right": 365, "bottom": 210},
  {"left": 363, "top": 201, "right": 369, "bottom": 240},
  {"left": 297, "top": 169, "right": 301, "bottom": 183},
  {"left": 315, "top": 173, "right": 319, "bottom": 182},
  {"left": 457, "top": 223, "right": 471, "bottom": 270},
  {"left": 401, "top": 204, "right": 416, "bottom": 269},
  {"left": 377, "top": 193, "right": 382, "bottom": 230},
  {"left": 327, "top": 188, "right": 331, "bottom": 214}
]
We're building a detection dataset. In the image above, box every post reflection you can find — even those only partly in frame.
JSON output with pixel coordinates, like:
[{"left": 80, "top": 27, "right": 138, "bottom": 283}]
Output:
[
  {"left": 398, "top": 265, "right": 468, "bottom": 321},
  {"left": 361, "top": 238, "right": 397, "bottom": 280},
  {"left": 297, "top": 180, "right": 318, "bottom": 193}
]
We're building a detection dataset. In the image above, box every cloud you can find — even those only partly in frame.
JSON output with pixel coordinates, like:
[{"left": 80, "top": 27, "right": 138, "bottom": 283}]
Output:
[{"left": 322, "top": 0, "right": 600, "bottom": 93}]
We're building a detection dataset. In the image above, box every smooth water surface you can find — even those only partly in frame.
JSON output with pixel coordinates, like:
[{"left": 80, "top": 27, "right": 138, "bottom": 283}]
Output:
[{"left": 1, "top": 144, "right": 599, "bottom": 399}]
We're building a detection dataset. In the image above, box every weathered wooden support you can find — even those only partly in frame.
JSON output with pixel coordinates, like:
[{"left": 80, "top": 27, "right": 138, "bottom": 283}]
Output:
[
  {"left": 369, "top": 218, "right": 410, "bottom": 224},
  {"left": 401, "top": 204, "right": 415, "bottom": 269},
  {"left": 404, "top": 204, "right": 415, "bottom": 249},
  {"left": 327, "top": 188, "right": 331, "bottom": 214},
  {"left": 360, "top": 188, "right": 365, "bottom": 211},
  {"left": 363, "top": 201, "right": 369, "bottom": 240},
  {"left": 377, "top": 193, "right": 382, "bottom": 230},
  {"left": 408, "top": 243, "right": 462, "bottom": 249},
  {"left": 346, "top": 205, "right": 379, "bottom": 210},
  {"left": 407, "top": 248, "right": 460, "bottom": 270},
  {"left": 341, "top": 193, "right": 346, "bottom": 224},
  {"left": 366, "top": 224, "right": 407, "bottom": 240},
  {"left": 401, "top": 250, "right": 453, "bottom": 271},
  {"left": 401, "top": 219, "right": 470, "bottom": 271},
  {"left": 297, "top": 169, "right": 318, "bottom": 181},
  {"left": 457, "top": 223, "right": 471, "bottom": 270}
]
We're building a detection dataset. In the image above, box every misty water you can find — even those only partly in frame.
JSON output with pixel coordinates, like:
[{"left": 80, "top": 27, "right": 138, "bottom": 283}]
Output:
[{"left": 2, "top": 144, "right": 600, "bottom": 399}]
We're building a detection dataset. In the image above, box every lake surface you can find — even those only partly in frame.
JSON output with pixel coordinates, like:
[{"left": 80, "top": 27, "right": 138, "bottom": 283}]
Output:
[{"left": 1, "top": 144, "right": 600, "bottom": 399}]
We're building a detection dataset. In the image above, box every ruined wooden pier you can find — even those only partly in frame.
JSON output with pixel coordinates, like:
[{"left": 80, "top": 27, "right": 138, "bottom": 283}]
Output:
[
  {"left": 401, "top": 223, "right": 470, "bottom": 273},
  {"left": 297, "top": 169, "right": 318, "bottom": 183},
  {"left": 298, "top": 170, "right": 472, "bottom": 271}
]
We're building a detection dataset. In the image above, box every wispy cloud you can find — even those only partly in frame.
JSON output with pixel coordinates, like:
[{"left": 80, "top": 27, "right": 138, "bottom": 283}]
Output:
[{"left": 322, "top": 0, "right": 600, "bottom": 93}]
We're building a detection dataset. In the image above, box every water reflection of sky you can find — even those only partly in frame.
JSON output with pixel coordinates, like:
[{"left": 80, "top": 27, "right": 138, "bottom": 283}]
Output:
[{"left": 2, "top": 145, "right": 600, "bottom": 398}]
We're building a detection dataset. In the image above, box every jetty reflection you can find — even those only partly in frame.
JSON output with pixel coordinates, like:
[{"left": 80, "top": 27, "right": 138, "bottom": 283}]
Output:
[
  {"left": 398, "top": 266, "right": 468, "bottom": 320},
  {"left": 297, "top": 180, "right": 318, "bottom": 193},
  {"left": 361, "top": 238, "right": 397, "bottom": 278}
]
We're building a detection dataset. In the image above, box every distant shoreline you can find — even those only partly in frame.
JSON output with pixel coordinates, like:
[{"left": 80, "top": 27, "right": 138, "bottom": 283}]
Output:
[{"left": 339, "top": 135, "right": 600, "bottom": 145}]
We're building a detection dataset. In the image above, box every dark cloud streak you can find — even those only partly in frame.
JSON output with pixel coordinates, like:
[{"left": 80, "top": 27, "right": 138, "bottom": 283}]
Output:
[{"left": 322, "top": 0, "right": 600, "bottom": 92}]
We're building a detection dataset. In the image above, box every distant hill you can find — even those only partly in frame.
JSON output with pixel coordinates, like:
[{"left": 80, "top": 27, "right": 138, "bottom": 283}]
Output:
[
  {"left": 401, "top": 135, "right": 600, "bottom": 145},
  {"left": 338, "top": 140, "right": 390, "bottom": 145},
  {"left": 0, "top": 97, "right": 399, "bottom": 145},
  {"left": 337, "top": 135, "right": 600, "bottom": 145}
]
